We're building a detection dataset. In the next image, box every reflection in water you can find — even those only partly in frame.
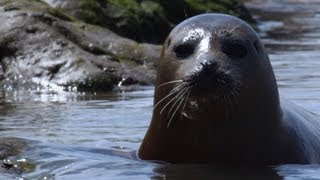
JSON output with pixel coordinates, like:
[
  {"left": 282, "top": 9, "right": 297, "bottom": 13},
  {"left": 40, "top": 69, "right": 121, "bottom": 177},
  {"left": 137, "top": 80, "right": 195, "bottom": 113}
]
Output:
[
  {"left": 1, "top": 0, "right": 320, "bottom": 179},
  {"left": 0, "top": 88, "right": 155, "bottom": 179},
  {"left": 276, "top": 164, "right": 320, "bottom": 179}
]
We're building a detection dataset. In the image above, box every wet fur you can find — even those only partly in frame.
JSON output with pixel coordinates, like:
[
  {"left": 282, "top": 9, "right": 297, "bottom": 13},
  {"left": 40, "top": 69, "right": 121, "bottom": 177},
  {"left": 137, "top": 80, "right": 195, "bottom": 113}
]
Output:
[{"left": 281, "top": 100, "right": 320, "bottom": 163}]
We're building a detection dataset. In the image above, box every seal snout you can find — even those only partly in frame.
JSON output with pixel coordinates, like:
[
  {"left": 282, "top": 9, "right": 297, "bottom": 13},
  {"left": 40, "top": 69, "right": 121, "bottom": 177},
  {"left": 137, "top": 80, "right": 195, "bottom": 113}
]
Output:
[
  {"left": 183, "top": 60, "right": 231, "bottom": 94},
  {"left": 200, "top": 61, "right": 219, "bottom": 76}
]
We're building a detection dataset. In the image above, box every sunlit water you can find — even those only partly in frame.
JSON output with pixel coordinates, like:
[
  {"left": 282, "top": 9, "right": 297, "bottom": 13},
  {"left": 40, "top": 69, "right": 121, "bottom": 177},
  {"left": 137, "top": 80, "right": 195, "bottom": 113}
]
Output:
[{"left": 1, "top": 0, "right": 320, "bottom": 179}]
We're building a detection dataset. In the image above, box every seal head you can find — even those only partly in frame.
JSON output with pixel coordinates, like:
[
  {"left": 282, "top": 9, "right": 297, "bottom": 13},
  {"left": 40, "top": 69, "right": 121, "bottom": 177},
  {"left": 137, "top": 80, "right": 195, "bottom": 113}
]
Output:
[{"left": 139, "top": 14, "right": 302, "bottom": 164}]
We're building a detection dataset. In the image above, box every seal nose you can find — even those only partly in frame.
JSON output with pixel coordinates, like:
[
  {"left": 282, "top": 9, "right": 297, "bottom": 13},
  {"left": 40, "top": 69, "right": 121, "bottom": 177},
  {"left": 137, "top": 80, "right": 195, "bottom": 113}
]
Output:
[
  {"left": 183, "top": 60, "right": 219, "bottom": 83},
  {"left": 182, "top": 59, "right": 223, "bottom": 93},
  {"left": 200, "top": 60, "right": 219, "bottom": 75}
]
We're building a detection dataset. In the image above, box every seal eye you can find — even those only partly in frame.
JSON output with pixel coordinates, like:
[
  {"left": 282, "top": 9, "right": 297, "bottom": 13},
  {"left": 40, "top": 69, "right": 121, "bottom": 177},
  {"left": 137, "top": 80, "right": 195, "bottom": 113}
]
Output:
[
  {"left": 174, "top": 43, "right": 194, "bottom": 59},
  {"left": 222, "top": 41, "right": 247, "bottom": 58}
]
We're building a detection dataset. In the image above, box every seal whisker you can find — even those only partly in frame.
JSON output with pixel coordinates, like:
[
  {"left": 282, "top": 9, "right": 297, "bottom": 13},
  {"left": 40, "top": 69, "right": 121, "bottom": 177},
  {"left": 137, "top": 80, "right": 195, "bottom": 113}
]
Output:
[
  {"left": 167, "top": 86, "right": 190, "bottom": 116},
  {"left": 157, "top": 80, "right": 183, "bottom": 89},
  {"left": 160, "top": 84, "right": 188, "bottom": 115},
  {"left": 153, "top": 90, "right": 178, "bottom": 110},
  {"left": 153, "top": 82, "right": 186, "bottom": 110},
  {"left": 233, "top": 88, "right": 240, "bottom": 105},
  {"left": 227, "top": 85, "right": 239, "bottom": 107},
  {"left": 167, "top": 87, "right": 191, "bottom": 128},
  {"left": 169, "top": 81, "right": 188, "bottom": 93},
  {"left": 228, "top": 24, "right": 241, "bottom": 34},
  {"left": 180, "top": 87, "right": 192, "bottom": 120},
  {"left": 223, "top": 87, "right": 234, "bottom": 112}
]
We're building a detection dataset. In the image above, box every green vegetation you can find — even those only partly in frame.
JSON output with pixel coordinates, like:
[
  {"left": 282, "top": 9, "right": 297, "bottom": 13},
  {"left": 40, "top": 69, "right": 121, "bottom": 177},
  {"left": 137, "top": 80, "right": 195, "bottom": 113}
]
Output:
[
  {"left": 77, "top": 0, "right": 170, "bottom": 43},
  {"left": 77, "top": 0, "right": 105, "bottom": 25},
  {"left": 47, "top": 8, "right": 75, "bottom": 22},
  {"left": 157, "top": 0, "right": 254, "bottom": 26},
  {"left": 184, "top": 0, "right": 255, "bottom": 27},
  {"left": 33, "top": 0, "right": 45, "bottom": 3}
]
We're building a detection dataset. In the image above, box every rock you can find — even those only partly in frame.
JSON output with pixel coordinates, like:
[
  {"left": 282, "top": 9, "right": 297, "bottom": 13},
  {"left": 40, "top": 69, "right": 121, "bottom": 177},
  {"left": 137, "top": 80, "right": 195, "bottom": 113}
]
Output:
[
  {"left": 0, "top": 137, "right": 36, "bottom": 175},
  {"left": 44, "top": 0, "right": 171, "bottom": 44},
  {"left": 0, "top": 0, "right": 160, "bottom": 91},
  {"left": 0, "top": 0, "right": 254, "bottom": 91}
]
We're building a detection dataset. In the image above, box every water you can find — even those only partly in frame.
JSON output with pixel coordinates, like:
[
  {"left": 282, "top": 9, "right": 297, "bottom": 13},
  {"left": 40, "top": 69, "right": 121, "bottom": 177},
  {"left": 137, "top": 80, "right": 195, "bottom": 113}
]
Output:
[
  {"left": 1, "top": 0, "right": 320, "bottom": 179},
  {"left": 0, "top": 89, "right": 155, "bottom": 179}
]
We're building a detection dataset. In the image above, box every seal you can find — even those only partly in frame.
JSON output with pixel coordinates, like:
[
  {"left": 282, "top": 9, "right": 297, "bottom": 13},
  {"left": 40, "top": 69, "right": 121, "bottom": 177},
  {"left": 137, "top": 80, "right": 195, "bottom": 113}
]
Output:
[{"left": 138, "top": 13, "right": 320, "bottom": 164}]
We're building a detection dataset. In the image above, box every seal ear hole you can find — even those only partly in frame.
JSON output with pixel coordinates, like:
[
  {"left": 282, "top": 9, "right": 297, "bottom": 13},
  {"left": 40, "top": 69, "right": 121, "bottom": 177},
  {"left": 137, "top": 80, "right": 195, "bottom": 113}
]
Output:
[
  {"left": 254, "top": 40, "right": 260, "bottom": 54},
  {"left": 222, "top": 41, "right": 247, "bottom": 58},
  {"left": 174, "top": 43, "right": 194, "bottom": 59}
]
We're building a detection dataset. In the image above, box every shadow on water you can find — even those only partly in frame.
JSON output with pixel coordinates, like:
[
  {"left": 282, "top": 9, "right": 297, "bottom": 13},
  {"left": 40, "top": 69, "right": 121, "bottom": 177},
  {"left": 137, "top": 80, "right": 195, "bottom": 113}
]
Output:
[{"left": 152, "top": 164, "right": 281, "bottom": 180}]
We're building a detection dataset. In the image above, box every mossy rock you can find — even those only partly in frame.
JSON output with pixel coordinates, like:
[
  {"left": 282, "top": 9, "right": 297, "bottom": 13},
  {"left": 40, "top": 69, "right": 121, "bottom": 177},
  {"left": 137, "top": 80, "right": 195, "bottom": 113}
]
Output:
[
  {"left": 76, "top": 0, "right": 170, "bottom": 44},
  {"left": 73, "top": 0, "right": 254, "bottom": 44},
  {"left": 156, "top": 0, "right": 255, "bottom": 25},
  {"left": 1, "top": 0, "right": 75, "bottom": 22},
  {"left": 185, "top": 0, "right": 255, "bottom": 27},
  {"left": 47, "top": 8, "right": 75, "bottom": 22}
]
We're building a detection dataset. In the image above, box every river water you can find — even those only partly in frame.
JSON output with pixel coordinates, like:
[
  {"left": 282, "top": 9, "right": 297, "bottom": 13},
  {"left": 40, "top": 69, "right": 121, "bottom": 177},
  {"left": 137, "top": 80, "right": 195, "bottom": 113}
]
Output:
[{"left": 1, "top": 0, "right": 320, "bottom": 179}]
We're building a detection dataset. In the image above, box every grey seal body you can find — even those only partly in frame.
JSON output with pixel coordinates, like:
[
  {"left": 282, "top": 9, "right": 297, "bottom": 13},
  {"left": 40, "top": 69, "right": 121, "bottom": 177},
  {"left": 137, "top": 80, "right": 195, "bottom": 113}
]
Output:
[{"left": 139, "top": 13, "right": 320, "bottom": 164}]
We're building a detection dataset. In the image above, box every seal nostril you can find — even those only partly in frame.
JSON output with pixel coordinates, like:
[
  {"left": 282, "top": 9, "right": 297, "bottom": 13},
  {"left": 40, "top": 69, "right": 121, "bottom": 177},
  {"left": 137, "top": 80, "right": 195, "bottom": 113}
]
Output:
[{"left": 200, "top": 61, "right": 219, "bottom": 73}]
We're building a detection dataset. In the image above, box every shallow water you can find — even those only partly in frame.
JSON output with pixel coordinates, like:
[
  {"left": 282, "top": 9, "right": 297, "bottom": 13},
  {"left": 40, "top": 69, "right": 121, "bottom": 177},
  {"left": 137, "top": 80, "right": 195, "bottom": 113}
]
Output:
[{"left": 2, "top": 0, "right": 320, "bottom": 179}]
